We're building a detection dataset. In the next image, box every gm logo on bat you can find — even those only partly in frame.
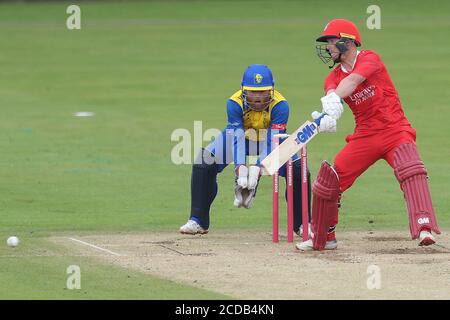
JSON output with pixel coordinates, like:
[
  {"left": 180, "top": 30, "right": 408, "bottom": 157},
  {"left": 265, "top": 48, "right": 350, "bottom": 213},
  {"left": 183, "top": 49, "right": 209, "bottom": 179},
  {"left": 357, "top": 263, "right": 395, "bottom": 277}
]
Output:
[{"left": 295, "top": 123, "right": 318, "bottom": 144}]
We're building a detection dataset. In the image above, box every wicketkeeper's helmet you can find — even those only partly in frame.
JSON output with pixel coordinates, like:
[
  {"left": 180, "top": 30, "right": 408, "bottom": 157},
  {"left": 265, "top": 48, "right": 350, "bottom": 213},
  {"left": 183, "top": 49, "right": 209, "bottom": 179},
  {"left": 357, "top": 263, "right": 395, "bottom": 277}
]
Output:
[
  {"left": 241, "top": 64, "right": 275, "bottom": 111},
  {"left": 241, "top": 64, "right": 274, "bottom": 91}
]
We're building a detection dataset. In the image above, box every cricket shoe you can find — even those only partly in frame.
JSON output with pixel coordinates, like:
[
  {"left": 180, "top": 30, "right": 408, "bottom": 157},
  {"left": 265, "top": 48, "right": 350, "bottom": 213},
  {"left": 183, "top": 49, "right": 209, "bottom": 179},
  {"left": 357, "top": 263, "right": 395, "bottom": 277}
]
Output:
[
  {"left": 418, "top": 229, "right": 435, "bottom": 246},
  {"left": 295, "top": 224, "right": 313, "bottom": 238},
  {"left": 295, "top": 238, "right": 338, "bottom": 251},
  {"left": 179, "top": 220, "right": 208, "bottom": 235}
]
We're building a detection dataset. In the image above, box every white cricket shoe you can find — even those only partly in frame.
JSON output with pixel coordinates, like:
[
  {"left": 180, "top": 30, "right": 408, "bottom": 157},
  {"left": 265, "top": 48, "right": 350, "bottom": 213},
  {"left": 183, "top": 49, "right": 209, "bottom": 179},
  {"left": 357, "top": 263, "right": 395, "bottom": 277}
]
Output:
[
  {"left": 295, "top": 238, "right": 338, "bottom": 251},
  {"left": 418, "top": 230, "right": 435, "bottom": 246},
  {"left": 179, "top": 219, "right": 208, "bottom": 235},
  {"left": 295, "top": 224, "right": 313, "bottom": 238}
]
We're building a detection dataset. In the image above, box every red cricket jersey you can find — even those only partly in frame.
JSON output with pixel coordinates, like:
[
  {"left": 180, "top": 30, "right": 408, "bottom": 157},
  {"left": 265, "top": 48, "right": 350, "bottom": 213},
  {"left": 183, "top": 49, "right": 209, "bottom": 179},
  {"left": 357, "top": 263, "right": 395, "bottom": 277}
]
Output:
[{"left": 324, "top": 50, "right": 415, "bottom": 139}]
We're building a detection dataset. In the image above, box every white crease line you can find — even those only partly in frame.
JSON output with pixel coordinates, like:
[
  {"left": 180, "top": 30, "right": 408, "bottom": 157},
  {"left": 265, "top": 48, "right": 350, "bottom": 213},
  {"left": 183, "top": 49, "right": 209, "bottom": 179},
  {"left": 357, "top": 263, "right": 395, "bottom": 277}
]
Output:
[{"left": 68, "top": 238, "right": 125, "bottom": 257}]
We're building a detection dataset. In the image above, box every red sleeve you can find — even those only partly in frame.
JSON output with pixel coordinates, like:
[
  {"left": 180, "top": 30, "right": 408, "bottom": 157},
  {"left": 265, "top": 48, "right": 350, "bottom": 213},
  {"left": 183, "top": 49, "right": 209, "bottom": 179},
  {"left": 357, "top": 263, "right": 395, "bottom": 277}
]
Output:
[
  {"left": 353, "top": 51, "right": 382, "bottom": 79},
  {"left": 324, "top": 71, "right": 338, "bottom": 93}
]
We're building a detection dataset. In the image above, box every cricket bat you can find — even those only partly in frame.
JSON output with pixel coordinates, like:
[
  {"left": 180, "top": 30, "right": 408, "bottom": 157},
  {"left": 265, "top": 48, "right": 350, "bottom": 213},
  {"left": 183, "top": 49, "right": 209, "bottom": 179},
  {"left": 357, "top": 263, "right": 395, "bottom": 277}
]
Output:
[{"left": 261, "top": 113, "right": 326, "bottom": 175}]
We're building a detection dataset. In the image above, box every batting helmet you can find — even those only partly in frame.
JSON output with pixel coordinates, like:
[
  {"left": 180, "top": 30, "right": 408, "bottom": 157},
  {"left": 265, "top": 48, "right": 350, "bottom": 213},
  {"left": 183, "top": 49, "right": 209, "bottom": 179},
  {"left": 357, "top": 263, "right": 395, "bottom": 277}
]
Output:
[
  {"left": 241, "top": 64, "right": 274, "bottom": 91},
  {"left": 316, "top": 19, "right": 362, "bottom": 47}
]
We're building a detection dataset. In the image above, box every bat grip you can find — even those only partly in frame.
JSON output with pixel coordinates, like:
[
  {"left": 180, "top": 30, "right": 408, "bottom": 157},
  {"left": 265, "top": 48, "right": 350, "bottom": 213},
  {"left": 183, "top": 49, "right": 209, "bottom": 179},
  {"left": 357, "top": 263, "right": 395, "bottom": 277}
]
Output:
[{"left": 313, "top": 113, "right": 327, "bottom": 126}]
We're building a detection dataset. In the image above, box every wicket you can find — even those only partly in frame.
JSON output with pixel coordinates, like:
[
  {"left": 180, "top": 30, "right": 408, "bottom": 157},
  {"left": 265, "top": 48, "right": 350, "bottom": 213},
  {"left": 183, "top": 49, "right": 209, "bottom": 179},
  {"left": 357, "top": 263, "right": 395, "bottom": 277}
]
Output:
[{"left": 272, "top": 134, "right": 309, "bottom": 243}]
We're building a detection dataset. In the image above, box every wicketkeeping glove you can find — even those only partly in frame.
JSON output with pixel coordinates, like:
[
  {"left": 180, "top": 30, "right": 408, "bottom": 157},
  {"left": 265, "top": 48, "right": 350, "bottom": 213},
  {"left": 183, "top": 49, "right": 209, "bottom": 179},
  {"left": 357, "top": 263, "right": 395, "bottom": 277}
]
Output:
[
  {"left": 235, "top": 165, "right": 248, "bottom": 189},
  {"left": 234, "top": 185, "right": 256, "bottom": 209},
  {"left": 247, "top": 165, "right": 261, "bottom": 190}
]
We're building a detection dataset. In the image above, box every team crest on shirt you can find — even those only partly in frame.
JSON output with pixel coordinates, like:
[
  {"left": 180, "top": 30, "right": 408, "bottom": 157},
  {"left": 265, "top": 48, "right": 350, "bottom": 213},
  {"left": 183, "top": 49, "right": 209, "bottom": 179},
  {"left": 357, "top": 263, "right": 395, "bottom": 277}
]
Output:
[{"left": 254, "top": 73, "right": 263, "bottom": 84}]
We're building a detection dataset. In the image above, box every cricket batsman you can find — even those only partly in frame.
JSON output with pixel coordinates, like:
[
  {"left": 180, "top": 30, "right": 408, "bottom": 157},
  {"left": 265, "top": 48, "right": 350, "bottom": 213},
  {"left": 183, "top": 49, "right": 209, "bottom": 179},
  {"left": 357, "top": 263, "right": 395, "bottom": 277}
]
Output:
[
  {"left": 180, "top": 64, "right": 311, "bottom": 235},
  {"left": 296, "top": 19, "right": 440, "bottom": 250}
]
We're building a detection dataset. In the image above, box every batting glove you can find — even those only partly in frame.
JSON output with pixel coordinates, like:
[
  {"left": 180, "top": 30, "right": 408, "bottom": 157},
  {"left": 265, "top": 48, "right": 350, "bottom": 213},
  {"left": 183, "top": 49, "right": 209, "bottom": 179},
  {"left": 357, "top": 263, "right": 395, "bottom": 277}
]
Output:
[
  {"left": 320, "top": 92, "right": 343, "bottom": 120},
  {"left": 312, "top": 111, "right": 337, "bottom": 133}
]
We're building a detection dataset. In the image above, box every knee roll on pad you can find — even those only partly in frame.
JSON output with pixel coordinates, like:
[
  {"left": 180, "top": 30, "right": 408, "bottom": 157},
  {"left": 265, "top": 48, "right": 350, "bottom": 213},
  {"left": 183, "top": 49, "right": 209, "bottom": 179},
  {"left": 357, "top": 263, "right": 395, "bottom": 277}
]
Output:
[
  {"left": 312, "top": 179, "right": 340, "bottom": 201},
  {"left": 394, "top": 147, "right": 427, "bottom": 183},
  {"left": 393, "top": 143, "right": 440, "bottom": 239}
]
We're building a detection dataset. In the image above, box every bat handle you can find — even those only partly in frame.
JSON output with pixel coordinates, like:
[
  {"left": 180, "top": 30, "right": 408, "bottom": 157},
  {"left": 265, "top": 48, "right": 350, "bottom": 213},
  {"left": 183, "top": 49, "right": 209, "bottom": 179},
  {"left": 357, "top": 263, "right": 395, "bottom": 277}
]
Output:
[{"left": 313, "top": 112, "right": 327, "bottom": 126}]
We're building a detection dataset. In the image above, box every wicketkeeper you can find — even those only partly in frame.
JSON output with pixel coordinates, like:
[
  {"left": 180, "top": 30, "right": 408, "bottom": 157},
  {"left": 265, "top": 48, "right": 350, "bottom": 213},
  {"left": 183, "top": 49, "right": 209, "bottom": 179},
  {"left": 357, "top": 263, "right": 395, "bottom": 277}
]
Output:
[
  {"left": 296, "top": 19, "right": 440, "bottom": 250},
  {"left": 180, "top": 64, "right": 311, "bottom": 235}
]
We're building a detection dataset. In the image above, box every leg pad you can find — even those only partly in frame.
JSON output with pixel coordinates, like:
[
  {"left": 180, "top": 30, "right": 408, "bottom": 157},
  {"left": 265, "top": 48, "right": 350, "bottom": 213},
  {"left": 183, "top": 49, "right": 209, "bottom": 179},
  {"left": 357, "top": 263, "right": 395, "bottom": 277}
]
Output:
[
  {"left": 393, "top": 143, "right": 440, "bottom": 239},
  {"left": 312, "top": 161, "right": 340, "bottom": 250}
]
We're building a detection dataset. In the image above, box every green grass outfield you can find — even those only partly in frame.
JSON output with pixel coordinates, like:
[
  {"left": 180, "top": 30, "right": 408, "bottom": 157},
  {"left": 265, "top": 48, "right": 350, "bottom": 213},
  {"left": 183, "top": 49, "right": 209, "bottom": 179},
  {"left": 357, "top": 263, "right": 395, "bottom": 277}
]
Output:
[{"left": 0, "top": 0, "right": 449, "bottom": 299}]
